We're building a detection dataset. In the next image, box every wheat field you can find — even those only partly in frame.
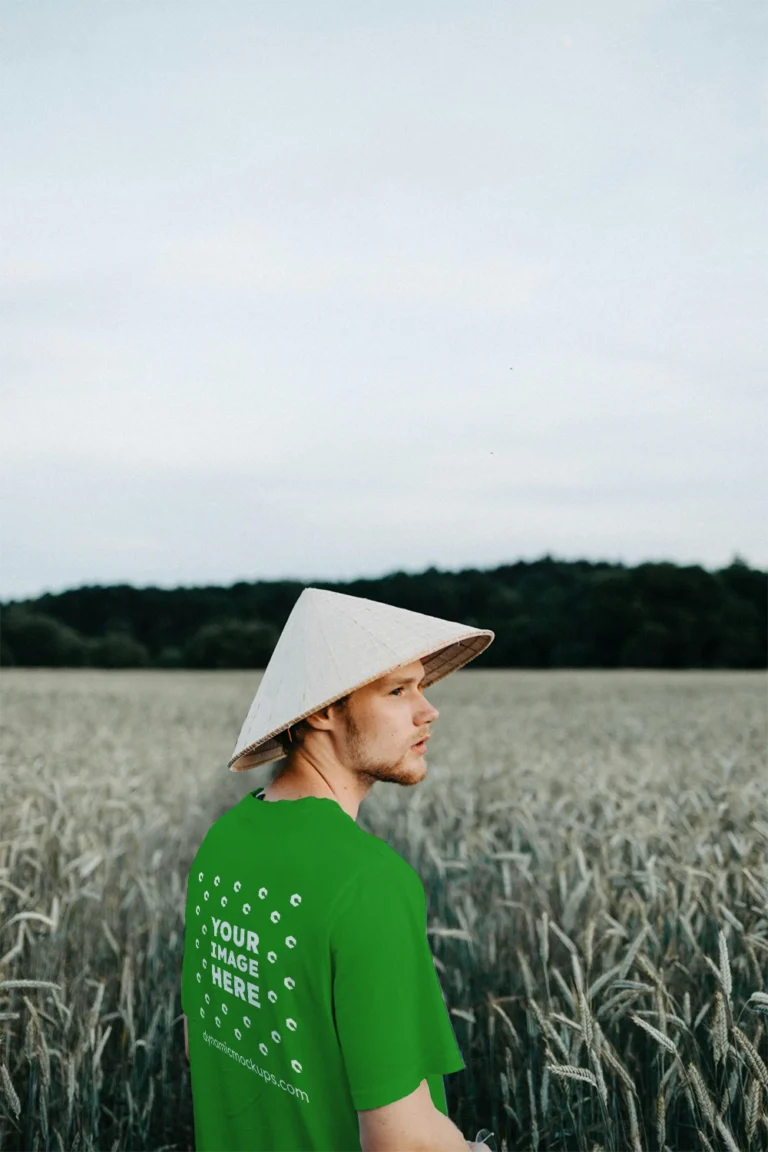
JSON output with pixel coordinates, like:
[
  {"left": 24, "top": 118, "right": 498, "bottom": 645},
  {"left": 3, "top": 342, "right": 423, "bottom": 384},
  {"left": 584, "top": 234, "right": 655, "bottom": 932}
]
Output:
[{"left": 0, "top": 668, "right": 766, "bottom": 1152}]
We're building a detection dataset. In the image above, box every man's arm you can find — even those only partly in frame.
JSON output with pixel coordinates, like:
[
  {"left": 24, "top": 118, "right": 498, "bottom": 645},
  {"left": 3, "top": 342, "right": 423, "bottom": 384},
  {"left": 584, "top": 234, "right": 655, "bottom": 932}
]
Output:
[{"left": 184, "top": 1013, "right": 189, "bottom": 1062}]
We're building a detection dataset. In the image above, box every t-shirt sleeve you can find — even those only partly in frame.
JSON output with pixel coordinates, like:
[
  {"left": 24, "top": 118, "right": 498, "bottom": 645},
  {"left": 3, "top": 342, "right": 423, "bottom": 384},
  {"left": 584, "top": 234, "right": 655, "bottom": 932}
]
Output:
[{"left": 330, "top": 858, "right": 465, "bottom": 1111}]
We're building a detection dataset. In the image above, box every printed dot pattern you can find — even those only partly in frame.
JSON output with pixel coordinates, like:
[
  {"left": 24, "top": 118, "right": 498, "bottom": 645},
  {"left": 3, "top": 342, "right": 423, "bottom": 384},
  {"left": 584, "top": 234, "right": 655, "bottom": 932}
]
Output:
[{"left": 191, "top": 866, "right": 305, "bottom": 1074}]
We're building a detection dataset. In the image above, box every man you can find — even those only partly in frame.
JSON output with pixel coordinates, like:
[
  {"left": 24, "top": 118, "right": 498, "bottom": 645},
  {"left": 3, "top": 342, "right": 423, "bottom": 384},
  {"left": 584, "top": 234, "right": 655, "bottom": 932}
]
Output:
[{"left": 181, "top": 587, "right": 494, "bottom": 1151}]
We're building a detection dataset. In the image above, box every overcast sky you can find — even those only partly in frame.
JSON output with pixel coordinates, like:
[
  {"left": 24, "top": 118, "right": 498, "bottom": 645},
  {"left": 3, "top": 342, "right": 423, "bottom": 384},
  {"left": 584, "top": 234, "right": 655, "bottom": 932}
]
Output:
[{"left": 2, "top": 0, "right": 766, "bottom": 603}]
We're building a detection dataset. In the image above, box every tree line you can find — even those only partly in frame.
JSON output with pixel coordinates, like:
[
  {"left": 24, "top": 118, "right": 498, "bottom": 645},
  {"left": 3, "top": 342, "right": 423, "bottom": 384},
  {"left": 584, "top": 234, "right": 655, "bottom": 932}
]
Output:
[{"left": 0, "top": 555, "right": 764, "bottom": 670}]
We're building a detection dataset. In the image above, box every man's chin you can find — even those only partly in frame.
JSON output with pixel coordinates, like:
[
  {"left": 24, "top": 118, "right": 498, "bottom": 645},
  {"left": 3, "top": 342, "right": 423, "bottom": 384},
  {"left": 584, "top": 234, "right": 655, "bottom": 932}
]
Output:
[{"left": 395, "top": 755, "right": 428, "bottom": 785}]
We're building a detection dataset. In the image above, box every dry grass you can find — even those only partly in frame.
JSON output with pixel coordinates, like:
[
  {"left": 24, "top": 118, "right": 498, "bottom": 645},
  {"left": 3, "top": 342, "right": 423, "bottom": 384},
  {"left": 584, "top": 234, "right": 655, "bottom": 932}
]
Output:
[{"left": 0, "top": 668, "right": 766, "bottom": 1151}]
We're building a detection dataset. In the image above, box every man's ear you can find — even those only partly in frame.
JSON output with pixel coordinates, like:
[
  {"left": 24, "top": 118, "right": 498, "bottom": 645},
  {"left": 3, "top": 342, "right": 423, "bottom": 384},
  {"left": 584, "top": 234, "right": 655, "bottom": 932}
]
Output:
[{"left": 302, "top": 705, "right": 334, "bottom": 732}]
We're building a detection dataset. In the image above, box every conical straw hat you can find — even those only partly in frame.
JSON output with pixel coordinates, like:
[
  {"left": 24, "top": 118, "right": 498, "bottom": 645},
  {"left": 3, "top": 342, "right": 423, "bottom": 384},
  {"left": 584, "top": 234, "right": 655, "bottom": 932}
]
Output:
[{"left": 228, "top": 587, "right": 494, "bottom": 772}]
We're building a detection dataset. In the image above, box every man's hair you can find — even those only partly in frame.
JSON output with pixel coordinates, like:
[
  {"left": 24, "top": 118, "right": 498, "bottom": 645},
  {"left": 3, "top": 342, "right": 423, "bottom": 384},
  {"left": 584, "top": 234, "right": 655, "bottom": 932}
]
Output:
[{"left": 273, "top": 692, "right": 352, "bottom": 756}]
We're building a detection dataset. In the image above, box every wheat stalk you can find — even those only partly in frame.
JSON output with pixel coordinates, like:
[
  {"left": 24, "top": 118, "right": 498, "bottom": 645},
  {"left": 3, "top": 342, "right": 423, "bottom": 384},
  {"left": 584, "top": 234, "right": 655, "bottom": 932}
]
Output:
[
  {"left": 551, "top": 965, "right": 575, "bottom": 1011},
  {"left": 622, "top": 1083, "right": 642, "bottom": 1152},
  {"left": 579, "top": 991, "right": 594, "bottom": 1050},
  {"left": 600, "top": 1042, "right": 637, "bottom": 1095},
  {"left": 714, "top": 1115, "right": 740, "bottom": 1152},
  {"left": 527, "top": 1066, "right": 539, "bottom": 1149},
  {"left": 629, "top": 1012, "right": 678, "bottom": 1055},
  {"left": 710, "top": 990, "right": 729, "bottom": 1065},
  {"left": 0, "top": 979, "right": 62, "bottom": 992},
  {"left": 571, "top": 950, "right": 585, "bottom": 997},
  {"left": 635, "top": 951, "right": 664, "bottom": 989},
  {"left": 546, "top": 1064, "right": 599, "bottom": 1088},
  {"left": 66, "top": 1052, "right": 76, "bottom": 1124},
  {"left": 0, "top": 1063, "right": 20, "bottom": 1117},
  {"left": 40, "top": 1083, "right": 49, "bottom": 1145},
  {"left": 588, "top": 1047, "right": 608, "bottom": 1107},
  {"left": 656, "top": 1087, "right": 666, "bottom": 1150},
  {"left": 538, "top": 911, "right": 549, "bottom": 969},
  {"left": 515, "top": 947, "right": 536, "bottom": 1001},
  {"left": 549, "top": 919, "right": 578, "bottom": 956},
  {"left": 746, "top": 991, "right": 768, "bottom": 1016},
  {"left": 687, "top": 1061, "right": 717, "bottom": 1129},
  {"left": 540, "top": 1062, "right": 550, "bottom": 1119},
  {"left": 732, "top": 1025, "right": 768, "bottom": 1091},
  {"left": 717, "top": 930, "right": 733, "bottom": 1004},
  {"left": 618, "top": 925, "right": 650, "bottom": 980},
  {"left": 745, "top": 1077, "right": 761, "bottom": 1144},
  {"left": 583, "top": 917, "right": 597, "bottom": 971}
]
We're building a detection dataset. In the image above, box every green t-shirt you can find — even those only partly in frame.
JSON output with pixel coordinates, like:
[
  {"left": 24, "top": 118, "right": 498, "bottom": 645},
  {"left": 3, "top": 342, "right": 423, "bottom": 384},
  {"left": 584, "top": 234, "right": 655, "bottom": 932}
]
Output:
[{"left": 181, "top": 787, "right": 466, "bottom": 1151}]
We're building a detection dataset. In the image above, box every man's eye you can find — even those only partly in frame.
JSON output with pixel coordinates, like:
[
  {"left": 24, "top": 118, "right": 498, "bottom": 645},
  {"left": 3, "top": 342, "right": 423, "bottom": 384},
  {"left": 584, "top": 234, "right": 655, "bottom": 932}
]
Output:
[{"left": 391, "top": 687, "right": 404, "bottom": 696}]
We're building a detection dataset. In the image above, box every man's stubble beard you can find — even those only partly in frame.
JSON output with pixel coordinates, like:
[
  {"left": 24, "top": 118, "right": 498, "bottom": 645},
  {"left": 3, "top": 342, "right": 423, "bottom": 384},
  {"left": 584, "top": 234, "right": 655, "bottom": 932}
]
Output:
[{"left": 344, "top": 711, "right": 419, "bottom": 789}]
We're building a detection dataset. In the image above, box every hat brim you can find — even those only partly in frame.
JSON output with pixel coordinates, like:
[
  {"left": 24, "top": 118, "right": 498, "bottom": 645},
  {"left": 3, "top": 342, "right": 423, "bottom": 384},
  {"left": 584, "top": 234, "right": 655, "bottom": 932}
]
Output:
[{"left": 228, "top": 629, "right": 493, "bottom": 773}]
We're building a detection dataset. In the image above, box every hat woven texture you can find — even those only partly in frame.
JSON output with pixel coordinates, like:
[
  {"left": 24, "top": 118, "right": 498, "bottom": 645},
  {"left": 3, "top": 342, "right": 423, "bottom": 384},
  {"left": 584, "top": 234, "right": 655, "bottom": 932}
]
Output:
[{"left": 228, "top": 587, "right": 494, "bottom": 772}]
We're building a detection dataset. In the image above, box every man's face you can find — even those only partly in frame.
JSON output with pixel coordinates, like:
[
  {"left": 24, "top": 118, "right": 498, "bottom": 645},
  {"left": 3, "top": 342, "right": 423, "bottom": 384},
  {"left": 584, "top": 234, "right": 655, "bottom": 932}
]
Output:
[{"left": 330, "top": 659, "right": 439, "bottom": 789}]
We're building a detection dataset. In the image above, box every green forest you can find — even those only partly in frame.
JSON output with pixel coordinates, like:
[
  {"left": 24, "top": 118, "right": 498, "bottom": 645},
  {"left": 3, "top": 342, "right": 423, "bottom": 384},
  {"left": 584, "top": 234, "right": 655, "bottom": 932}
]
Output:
[{"left": 0, "top": 555, "right": 765, "bottom": 670}]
